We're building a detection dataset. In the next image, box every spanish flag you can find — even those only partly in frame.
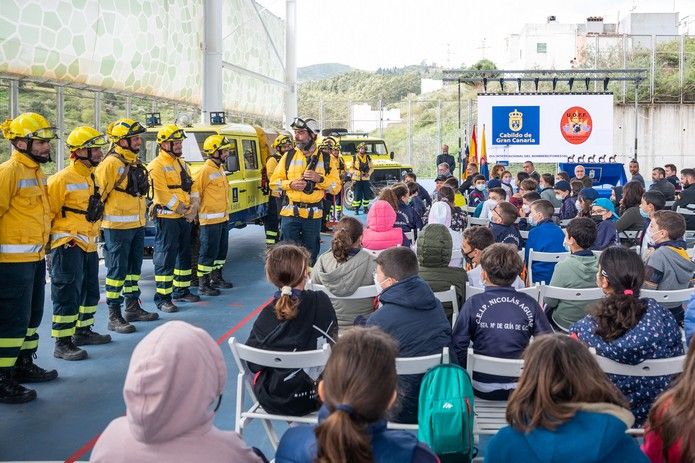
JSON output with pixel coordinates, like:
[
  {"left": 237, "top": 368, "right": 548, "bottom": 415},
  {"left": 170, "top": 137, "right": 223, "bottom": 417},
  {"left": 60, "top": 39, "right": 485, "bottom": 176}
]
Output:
[
  {"left": 466, "top": 125, "right": 477, "bottom": 178},
  {"left": 479, "top": 124, "right": 489, "bottom": 179}
]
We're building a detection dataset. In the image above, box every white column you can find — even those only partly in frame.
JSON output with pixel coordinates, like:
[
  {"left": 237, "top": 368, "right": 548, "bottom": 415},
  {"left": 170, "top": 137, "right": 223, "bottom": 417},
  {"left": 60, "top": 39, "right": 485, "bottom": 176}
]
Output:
[
  {"left": 202, "top": 0, "right": 224, "bottom": 124},
  {"left": 284, "top": 0, "right": 297, "bottom": 127}
]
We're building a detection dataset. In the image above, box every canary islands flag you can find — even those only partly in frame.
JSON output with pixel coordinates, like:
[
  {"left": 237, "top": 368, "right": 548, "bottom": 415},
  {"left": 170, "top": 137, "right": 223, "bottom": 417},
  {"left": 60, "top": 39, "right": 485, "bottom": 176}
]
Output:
[{"left": 480, "top": 124, "right": 489, "bottom": 179}]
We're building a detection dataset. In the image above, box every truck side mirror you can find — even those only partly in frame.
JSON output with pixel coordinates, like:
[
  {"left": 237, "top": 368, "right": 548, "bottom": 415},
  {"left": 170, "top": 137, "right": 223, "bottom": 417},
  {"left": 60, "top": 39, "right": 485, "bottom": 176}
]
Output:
[{"left": 390, "top": 151, "right": 394, "bottom": 160}]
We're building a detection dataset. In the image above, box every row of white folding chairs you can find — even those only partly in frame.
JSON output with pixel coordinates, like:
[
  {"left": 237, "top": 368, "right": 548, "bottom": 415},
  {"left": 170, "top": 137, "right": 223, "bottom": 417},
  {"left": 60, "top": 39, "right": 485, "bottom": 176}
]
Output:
[
  {"left": 465, "top": 348, "right": 686, "bottom": 437},
  {"left": 230, "top": 337, "right": 686, "bottom": 449},
  {"left": 465, "top": 281, "right": 694, "bottom": 308},
  {"left": 229, "top": 338, "right": 449, "bottom": 449}
]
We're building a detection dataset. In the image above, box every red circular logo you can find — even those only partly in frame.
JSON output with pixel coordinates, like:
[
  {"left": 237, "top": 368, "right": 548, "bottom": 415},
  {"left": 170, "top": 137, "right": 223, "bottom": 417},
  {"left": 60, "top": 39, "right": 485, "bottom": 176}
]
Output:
[{"left": 561, "top": 106, "right": 592, "bottom": 144}]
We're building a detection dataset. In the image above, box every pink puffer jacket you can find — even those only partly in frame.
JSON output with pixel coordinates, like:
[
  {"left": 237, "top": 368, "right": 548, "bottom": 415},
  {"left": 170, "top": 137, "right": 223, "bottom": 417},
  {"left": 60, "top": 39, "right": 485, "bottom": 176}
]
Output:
[{"left": 362, "top": 200, "right": 404, "bottom": 251}]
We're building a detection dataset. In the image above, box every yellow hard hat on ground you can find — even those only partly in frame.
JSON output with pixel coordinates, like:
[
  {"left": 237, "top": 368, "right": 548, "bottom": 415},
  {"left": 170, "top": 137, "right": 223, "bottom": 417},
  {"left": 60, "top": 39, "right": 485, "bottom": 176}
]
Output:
[
  {"left": 0, "top": 112, "right": 57, "bottom": 141},
  {"left": 202, "top": 134, "right": 234, "bottom": 156},
  {"left": 66, "top": 126, "right": 108, "bottom": 151},
  {"left": 156, "top": 124, "right": 186, "bottom": 145},
  {"left": 106, "top": 118, "right": 145, "bottom": 142}
]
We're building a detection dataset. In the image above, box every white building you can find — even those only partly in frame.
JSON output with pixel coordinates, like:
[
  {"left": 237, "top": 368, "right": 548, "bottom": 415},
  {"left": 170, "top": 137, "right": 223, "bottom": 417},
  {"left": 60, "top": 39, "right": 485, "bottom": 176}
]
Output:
[{"left": 503, "top": 17, "right": 581, "bottom": 69}]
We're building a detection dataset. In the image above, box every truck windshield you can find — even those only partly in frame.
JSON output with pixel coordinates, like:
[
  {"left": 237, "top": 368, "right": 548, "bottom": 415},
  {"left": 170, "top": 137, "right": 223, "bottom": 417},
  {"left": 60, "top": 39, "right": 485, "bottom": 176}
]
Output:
[{"left": 340, "top": 141, "right": 388, "bottom": 155}]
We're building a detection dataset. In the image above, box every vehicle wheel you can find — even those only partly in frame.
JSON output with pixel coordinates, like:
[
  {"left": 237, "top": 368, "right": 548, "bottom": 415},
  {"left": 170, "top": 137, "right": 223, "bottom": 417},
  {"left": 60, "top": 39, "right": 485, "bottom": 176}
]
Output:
[{"left": 342, "top": 181, "right": 355, "bottom": 211}]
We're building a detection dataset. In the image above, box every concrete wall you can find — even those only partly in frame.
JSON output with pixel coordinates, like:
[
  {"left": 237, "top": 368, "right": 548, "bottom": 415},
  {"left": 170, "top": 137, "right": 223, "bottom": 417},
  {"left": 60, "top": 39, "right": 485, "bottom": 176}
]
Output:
[{"left": 614, "top": 103, "right": 694, "bottom": 171}]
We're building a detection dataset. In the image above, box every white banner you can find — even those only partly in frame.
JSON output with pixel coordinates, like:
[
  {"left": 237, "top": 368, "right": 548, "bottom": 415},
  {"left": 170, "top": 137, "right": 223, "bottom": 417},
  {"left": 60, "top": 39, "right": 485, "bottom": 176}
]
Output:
[{"left": 477, "top": 94, "right": 614, "bottom": 163}]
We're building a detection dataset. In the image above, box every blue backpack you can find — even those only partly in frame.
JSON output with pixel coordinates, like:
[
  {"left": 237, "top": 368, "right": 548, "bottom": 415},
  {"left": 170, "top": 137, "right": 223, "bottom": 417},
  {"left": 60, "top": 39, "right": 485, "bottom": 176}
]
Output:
[{"left": 417, "top": 363, "right": 476, "bottom": 462}]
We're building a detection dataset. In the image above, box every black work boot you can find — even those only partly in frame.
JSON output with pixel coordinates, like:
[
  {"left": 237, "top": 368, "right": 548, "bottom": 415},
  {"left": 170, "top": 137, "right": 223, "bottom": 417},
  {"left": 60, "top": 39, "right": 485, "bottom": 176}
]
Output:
[
  {"left": 198, "top": 274, "right": 220, "bottom": 297},
  {"left": 54, "top": 337, "right": 88, "bottom": 361},
  {"left": 72, "top": 327, "right": 111, "bottom": 346},
  {"left": 124, "top": 298, "right": 159, "bottom": 322},
  {"left": 173, "top": 291, "right": 200, "bottom": 303},
  {"left": 157, "top": 300, "right": 178, "bottom": 313},
  {"left": 210, "top": 269, "right": 233, "bottom": 289},
  {"left": 13, "top": 352, "right": 58, "bottom": 383},
  {"left": 0, "top": 369, "right": 36, "bottom": 404},
  {"left": 107, "top": 304, "right": 136, "bottom": 334}
]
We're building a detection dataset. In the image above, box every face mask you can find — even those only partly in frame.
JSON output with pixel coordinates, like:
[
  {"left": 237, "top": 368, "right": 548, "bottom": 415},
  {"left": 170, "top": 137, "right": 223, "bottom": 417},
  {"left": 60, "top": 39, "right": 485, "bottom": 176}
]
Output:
[
  {"left": 475, "top": 184, "right": 486, "bottom": 191},
  {"left": 639, "top": 208, "right": 649, "bottom": 219},
  {"left": 555, "top": 194, "right": 564, "bottom": 201},
  {"left": 563, "top": 240, "right": 571, "bottom": 252},
  {"left": 528, "top": 214, "right": 537, "bottom": 226},
  {"left": 374, "top": 274, "right": 384, "bottom": 294},
  {"left": 502, "top": 178, "right": 511, "bottom": 185},
  {"left": 522, "top": 204, "right": 530, "bottom": 214},
  {"left": 575, "top": 200, "right": 581, "bottom": 211},
  {"left": 591, "top": 214, "right": 604, "bottom": 223}
]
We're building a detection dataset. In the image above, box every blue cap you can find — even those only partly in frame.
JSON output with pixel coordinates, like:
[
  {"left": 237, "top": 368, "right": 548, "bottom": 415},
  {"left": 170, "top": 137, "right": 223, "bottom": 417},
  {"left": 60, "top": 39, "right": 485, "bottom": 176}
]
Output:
[
  {"left": 579, "top": 187, "right": 599, "bottom": 202},
  {"left": 554, "top": 180, "right": 571, "bottom": 192},
  {"left": 592, "top": 197, "right": 619, "bottom": 218}
]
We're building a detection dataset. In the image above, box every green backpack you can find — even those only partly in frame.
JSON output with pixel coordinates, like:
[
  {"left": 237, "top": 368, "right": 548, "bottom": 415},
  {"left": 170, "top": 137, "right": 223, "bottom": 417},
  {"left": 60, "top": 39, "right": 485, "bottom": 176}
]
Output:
[{"left": 417, "top": 363, "right": 476, "bottom": 461}]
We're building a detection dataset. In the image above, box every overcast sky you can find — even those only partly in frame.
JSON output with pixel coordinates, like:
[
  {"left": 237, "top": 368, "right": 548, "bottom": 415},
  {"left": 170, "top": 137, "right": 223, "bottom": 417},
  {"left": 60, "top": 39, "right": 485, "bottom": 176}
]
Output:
[{"left": 259, "top": 0, "right": 694, "bottom": 70}]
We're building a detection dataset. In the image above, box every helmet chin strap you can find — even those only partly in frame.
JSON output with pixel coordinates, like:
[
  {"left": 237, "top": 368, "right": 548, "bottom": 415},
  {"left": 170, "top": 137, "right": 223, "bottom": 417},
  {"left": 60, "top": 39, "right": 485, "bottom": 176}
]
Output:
[
  {"left": 15, "top": 139, "right": 52, "bottom": 164},
  {"left": 79, "top": 148, "right": 100, "bottom": 167},
  {"left": 124, "top": 137, "right": 140, "bottom": 154},
  {"left": 161, "top": 141, "right": 182, "bottom": 157}
]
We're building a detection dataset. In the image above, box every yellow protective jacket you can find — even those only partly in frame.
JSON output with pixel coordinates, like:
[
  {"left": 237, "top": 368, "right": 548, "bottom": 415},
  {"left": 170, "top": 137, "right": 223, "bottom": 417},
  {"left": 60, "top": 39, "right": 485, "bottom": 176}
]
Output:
[
  {"left": 265, "top": 154, "right": 283, "bottom": 197},
  {"left": 0, "top": 151, "right": 51, "bottom": 263},
  {"left": 94, "top": 145, "right": 147, "bottom": 230},
  {"left": 270, "top": 147, "right": 340, "bottom": 219},
  {"left": 351, "top": 154, "right": 373, "bottom": 181},
  {"left": 147, "top": 151, "right": 199, "bottom": 219},
  {"left": 193, "top": 159, "right": 229, "bottom": 226},
  {"left": 47, "top": 160, "right": 101, "bottom": 253}
]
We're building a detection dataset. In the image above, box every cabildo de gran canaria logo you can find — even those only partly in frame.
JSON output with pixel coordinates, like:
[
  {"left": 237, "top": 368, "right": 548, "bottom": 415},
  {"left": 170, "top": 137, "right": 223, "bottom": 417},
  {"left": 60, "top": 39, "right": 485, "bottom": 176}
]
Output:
[
  {"left": 492, "top": 106, "right": 540, "bottom": 145},
  {"left": 508, "top": 109, "right": 523, "bottom": 132}
]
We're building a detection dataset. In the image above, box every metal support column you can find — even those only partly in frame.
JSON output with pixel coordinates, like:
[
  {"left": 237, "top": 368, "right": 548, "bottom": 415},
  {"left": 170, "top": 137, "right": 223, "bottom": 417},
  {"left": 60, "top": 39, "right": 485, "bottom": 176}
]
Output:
[
  {"left": 650, "top": 35, "right": 656, "bottom": 102},
  {"left": 407, "top": 98, "right": 413, "bottom": 166},
  {"left": 283, "top": 0, "right": 297, "bottom": 126},
  {"left": 94, "top": 91, "right": 102, "bottom": 131},
  {"left": 318, "top": 99, "right": 324, "bottom": 129},
  {"left": 679, "top": 34, "right": 685, "bottom": 104},
  {"left": 9, "top": 79, "right": 19, "bottom": 118},
  {"left": 125, "top": 95, "right": 132, "bottom": 119},
  {"left": 634, "top": 81, "right": 639, "bottom": 159},
  {"left": 457, "top": 82, "right": 462, "bottom": 179},
  {"left": 56, "top": 86, "right": 65, "bottom": 171},
  {"left": 202, "top": 0, "right": 223, "bottom": 124},
  {"left": 436, "top": 99, "right": 442, "bottom": 156},
  {"left": 378, "top": 98, "right": 383, "bottom": 139}
]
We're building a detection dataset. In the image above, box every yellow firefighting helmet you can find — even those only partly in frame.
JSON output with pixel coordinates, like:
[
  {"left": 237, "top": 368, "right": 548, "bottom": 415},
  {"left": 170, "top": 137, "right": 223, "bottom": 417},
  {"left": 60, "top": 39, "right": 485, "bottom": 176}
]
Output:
[
  {"left": 272, "top": 134, "right": 293, "bottom": 150},
  {"left": 202, "top": 134, "right": 234, "bottom": 156},
  {"left": 318, "top": 136, "right": 339, "bottom": 151},
  {"left": 0, "top": 112, "right": 57, "bottom": 141},
  {"left": 66, "top": 126, "right": 108, "bottom": 151},
  {"left": 106, "top": 118, "right": 146, "bottom": 142},
  {"left": 156, "top": 124, "right": 187, "bottom": 145}
]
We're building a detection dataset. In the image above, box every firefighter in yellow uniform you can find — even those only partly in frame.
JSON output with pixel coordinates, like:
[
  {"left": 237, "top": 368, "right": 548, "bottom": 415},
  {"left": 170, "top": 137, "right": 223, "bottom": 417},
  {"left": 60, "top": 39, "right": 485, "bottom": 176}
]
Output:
[
  {"left": 263, "top": 134, "right": 293, "bottom": 245},
  {"left": 0, "top": 113, "right": 58, "bottom": 404},
  {"left": 351, "top": 142, "right": 373, "bottom": 214},
  {"left": 270, "top": 117, "right": 340, "bottom": 264},
  {"left": 194, "top": 135, "right": 233, "bottom": 296},
  {"left": 321, "top": 136, "right": 345, "bottom": 230},
  {"left": 96, "top": 118, "right": 158, "bottom": 334},
  {"left": 48, "top": 127, "right": 112, "bottom": 361},
  {"left": 147, "top": 124, "right": 200, "bottom": 312}
]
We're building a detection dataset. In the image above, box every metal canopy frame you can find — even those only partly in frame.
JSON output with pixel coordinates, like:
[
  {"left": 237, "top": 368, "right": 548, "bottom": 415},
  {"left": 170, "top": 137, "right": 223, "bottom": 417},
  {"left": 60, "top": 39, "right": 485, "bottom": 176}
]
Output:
[{"left": 443, "top": 68, "right": 648, "bottom": 177}]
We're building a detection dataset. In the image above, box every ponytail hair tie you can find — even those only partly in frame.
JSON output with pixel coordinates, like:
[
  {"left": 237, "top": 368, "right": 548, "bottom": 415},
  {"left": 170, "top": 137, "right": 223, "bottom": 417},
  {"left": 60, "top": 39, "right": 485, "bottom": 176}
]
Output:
[
  {"left": 623, "top": 289, "right": 633, "bottom": 296},
  {"left": 334, "top": 403, "right": 353, "bottom": 414},
  {"left": 280, "top": 286, "right": 292, "bottom": 296}
]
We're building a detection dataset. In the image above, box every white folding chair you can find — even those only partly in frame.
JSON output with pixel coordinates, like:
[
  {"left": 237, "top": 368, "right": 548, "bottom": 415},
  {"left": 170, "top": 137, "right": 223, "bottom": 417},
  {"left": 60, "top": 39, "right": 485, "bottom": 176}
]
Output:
[
  {"left": 228, "top": 338, "right": 331, "bottom": 449},
  {"left": 676, "top": 206, "right": 695, "bottom": 216},
  {"left": 559, "top": 219, "right": 572, "bottom": 227},
  {"left": 687, "top": 247, "right": 695, "bottom": 259},
  {"left": 539, "top": 284, "right": 604, "bottom": 324},
  {"left": 364, "top": 248, "right": 385, "bottom": 257},
  {"left": 640, "top": 287, "right": 694, "bottom": 305},
  {"left": 312, "top": 283, "right": 378, "bottom": 300},
  {"left": 465, "top": 282, "right": 485, "bottom": 301},
  {"left": 619, "top": 230, "right": 639, "bottom": 240},
  {"left": 554, "top": 207, "right": 561, "bottom": 215},
  {"left": 464, "top": 205, "right": 477, "bottom": 214},
  {"left": 433, "top": 285, "right": 459, "bottom": 327},
  {"left": 592, "top": 250, "right": 602, "bottom": 257},
  {"left": 405, "top": 230, "right": 415, "bottom": 242},
  {"left": 527, "top": 249, "right": 570, "bottom": 284},
  {"left": 466, "top": 348, "right": 524, "bottom": 436},
  {"left": 519, "top": 230, "right": 529, "bottom": 239},
  {"left": 592, "top": 351, "right": 686, "bottom": 436},
  {"left": 388, "top": 347, "right": 450, "bottom": 431},
  {"left": 467, "top": 217, "right": 489, "bottom": 228}
]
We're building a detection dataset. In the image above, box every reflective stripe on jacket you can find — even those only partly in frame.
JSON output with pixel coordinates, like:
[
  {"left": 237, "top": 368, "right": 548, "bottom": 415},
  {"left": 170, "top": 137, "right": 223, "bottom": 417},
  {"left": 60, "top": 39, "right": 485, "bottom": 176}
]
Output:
[
  {"left": 147, "top": 151, "right": 199, "bottom": 219},
  {"left": 193, "top": 159, "right": 229, "bottom": 226},
  {"left": 0, "top": 151, "right": 51, "bottom": 262},
  {"left": 48, "top": 160, "right": 101, "bottom": 252},
  {"left": 94, "top": 145, "right": 147, "bottom": 230}
]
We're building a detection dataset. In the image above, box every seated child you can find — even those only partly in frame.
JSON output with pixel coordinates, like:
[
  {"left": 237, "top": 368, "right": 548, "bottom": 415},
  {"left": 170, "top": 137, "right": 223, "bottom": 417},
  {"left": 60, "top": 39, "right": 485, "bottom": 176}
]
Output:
[
  {"left": 362, "top": 200, "right": 404, "bottom": 251},
  {"left": 453, "top": 244, "right": 552, "bottom": 399},
  {"left": 463, "top": 226, "right": 525, "bottom": 289},
  {"left": 489, "top": 201, "right": 521, "bottom": 250}
]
